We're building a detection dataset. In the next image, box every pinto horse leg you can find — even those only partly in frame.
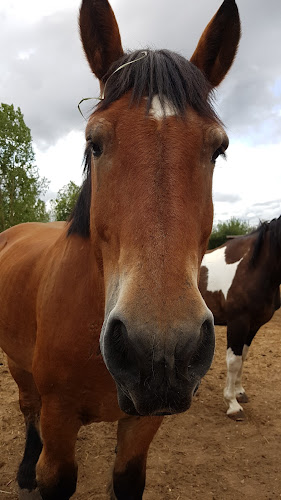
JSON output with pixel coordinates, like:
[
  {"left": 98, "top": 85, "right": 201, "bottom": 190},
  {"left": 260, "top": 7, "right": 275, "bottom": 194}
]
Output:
[
  {"left": 223, "top": 319, "right": 251, "bottom": 420},
  {"left": 109, "top": 415, "right": 163, "bottom": 500},
  {"left": 35, "top": 395, "right": 80, "bottom": 500},
  {"left": 235, "top": 344, "right": 249, "bottom": 403},
  {"left": 7, "top": 358, "right": 43, "bottom": 498},
  {"left": 235, "top": 328, "right": 258, "bottom": 404}
]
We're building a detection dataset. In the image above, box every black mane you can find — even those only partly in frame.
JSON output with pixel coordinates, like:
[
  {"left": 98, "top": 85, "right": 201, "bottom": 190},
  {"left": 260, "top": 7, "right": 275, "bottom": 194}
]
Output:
[
  {"left": 249, "top": 216, "right": 281, "bottom": 267},
  {"left": 68, "top": 49, "right": 219, "bottom": 238},
  {"left": 67, "top": 147, "right": 91, "bottom": 238}
]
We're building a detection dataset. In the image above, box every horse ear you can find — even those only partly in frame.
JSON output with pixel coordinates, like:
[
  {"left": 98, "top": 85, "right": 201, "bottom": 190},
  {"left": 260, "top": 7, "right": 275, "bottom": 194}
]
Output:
[
  {"left": 190, "top": 0, "right": 241, "bottom": 88},
  {"left": 79, "top": 0, "right": 124, "bottom": 81}
]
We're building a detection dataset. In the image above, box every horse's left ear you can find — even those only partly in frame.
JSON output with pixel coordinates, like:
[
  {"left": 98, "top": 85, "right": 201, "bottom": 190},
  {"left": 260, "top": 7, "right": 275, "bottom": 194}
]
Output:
[
  {"left": 190, "top": 0, "right": 241, "bottom": 87},
  {"left": 79, "top": 0, "right": 124, "bottom": 81}
]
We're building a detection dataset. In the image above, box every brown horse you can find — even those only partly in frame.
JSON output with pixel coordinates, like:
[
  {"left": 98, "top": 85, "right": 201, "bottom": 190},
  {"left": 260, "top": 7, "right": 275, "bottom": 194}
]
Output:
[
  {"left": 0, "top": 1, "right": 240, "bottom": 498},
  {"left": 200, "top": 216, "right": 281, "bottom": 421}
]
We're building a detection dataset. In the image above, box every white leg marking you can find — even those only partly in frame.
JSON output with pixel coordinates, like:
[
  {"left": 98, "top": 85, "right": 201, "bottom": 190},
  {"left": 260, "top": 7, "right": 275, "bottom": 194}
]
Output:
[
  {"left": 235, "top": 344, "right": 249, "bottom": 396},
  {"left": 202, "top": 247, "right": 243, "bottom": 300},
  {"left": 224, "top": 348, "right": 243, "bottom": 415},
  {"left": 234, "top": 362, "right": 244, "bottom": 397}
]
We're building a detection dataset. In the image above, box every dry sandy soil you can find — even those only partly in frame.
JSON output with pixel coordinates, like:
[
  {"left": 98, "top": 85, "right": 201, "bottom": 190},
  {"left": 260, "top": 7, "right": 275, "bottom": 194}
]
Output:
[{"left": 1, "top": 310, "right": 280, "bottom": 500}]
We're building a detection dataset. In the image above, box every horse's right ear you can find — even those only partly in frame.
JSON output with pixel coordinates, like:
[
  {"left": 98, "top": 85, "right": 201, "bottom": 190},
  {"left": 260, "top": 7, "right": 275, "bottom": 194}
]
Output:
[
  {"left": 79, "top": 0, "right": 124, "bottom": 81},
  {"left": 190, "top": 0, "right": 241, "bottom": 88}
]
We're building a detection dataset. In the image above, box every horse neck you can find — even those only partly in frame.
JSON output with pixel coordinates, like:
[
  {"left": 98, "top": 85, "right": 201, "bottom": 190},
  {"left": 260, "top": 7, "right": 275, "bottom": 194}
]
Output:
[
  {"left": 63, "top": 230, "right": 105, "bottom": 295},
  {"left": 260, "top": 229, "right": 281, "bottom": 286}
]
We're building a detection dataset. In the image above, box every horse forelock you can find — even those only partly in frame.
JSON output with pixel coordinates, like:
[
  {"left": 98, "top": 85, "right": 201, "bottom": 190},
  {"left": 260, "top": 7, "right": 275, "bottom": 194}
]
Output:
[
  {"left": 98, "top": 49, "right": 218, "bottom": 120},
  {"left": 249, "top": 216, "right": 281, "bottom": 267}
]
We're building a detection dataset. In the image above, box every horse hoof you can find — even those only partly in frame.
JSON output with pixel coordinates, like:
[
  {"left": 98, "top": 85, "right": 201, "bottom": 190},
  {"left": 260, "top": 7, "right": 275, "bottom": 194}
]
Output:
[
  {"left": 236, "top": 392, "right": 249, "bottom": 403},
  {"left": 227, "top": 410, "right": 245, "bottom": 421},
  {"left": 19, "top": 489, "right": 43, "bottom": 500}
]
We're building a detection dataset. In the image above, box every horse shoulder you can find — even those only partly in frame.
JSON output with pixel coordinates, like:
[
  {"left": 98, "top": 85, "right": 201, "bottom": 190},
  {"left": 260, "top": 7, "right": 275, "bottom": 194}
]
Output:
[{"left": 0, "top": 223, "right": 67, "bottom": 367}]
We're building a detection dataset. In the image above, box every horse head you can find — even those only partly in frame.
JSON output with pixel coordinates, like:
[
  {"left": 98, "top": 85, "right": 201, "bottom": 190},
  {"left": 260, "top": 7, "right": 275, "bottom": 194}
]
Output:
[{"left": 76, "top": 0, "right": 240, "bottom": 416}]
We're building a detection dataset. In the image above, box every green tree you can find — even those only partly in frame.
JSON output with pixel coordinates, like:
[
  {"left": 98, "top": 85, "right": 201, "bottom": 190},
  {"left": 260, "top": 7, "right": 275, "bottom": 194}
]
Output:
[
  {"left": 0, "top": 103, "right": 49, "bottom": 231},
  {"left": 208, "top": 217, "right": 252, "bottom": 249},
  {"left": 52, "top": 181, "right": 80, "bottom": 221}
]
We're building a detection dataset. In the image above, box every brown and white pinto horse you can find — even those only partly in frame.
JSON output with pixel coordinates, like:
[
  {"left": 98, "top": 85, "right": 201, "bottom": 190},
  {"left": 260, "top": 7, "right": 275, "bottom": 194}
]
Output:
[
  {"left": 0, "top": 1, "right": 240, "bottom": 498},
  {"left": 200, "top": 216, "right": 281, "bottom": 421}
]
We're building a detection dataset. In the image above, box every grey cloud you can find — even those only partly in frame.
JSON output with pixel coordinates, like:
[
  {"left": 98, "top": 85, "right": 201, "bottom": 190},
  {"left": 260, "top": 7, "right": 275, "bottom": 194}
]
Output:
[
  {"left": 217, "top": 0, "right": 281, "bottom": 144},
  {"left": 253, "top": 199, "right": 281, "bottom": 208},
  {"left": 1, "top": 8, "right": 98, "bottom": 148},
  {"left": 214, "top": 192, "right": 241, "bottom": 203},
  {"left": 242, "top": 205, "right": 281, "bottom": 225},
  {"left": 214, "top": 201, "right": 281, "bottom": 226},
  {"left": 249, "top": 199, "right": 281, "bottom": 222}
]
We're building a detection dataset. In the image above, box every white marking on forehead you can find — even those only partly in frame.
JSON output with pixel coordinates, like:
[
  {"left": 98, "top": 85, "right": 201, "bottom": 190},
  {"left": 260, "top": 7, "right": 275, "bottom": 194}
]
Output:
[
  {"left": 202, "top": 246, "right": 242, "bottom": 300},
  {"left": 149, "top": 95, "right": 177, "bottom": 120}
]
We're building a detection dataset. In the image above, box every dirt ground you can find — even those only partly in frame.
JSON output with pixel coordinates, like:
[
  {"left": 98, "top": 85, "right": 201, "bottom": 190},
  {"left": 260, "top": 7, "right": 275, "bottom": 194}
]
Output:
[{"left": 1, "top": 310, "right": 280, "bottom": 500}]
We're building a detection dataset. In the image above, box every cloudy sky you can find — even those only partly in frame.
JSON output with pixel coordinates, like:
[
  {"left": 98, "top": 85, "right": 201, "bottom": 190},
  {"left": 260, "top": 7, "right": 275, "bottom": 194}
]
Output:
[{"left": 1, "top": 0, "right": 281, "bottom": 225}]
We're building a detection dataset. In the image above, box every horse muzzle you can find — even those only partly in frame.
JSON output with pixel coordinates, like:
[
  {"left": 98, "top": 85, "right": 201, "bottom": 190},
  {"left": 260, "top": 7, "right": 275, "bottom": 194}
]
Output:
[{"left": 100, "top": 312, "right": 215, "bottom": 416}]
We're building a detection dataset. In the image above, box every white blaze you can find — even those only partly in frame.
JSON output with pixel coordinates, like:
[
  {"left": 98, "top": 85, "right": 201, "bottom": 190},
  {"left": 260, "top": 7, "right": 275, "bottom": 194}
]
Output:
[
  {"left": 202, "top": 246, "right": 242, "bottom": 299},
  {"left": 149, "top": 95, "right": 176, "bottom": 120}
]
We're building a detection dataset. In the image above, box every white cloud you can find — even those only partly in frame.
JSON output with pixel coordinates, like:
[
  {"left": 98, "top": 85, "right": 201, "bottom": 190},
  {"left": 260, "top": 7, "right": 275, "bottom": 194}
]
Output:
[{"left": 34, "top": 130, "right": 85, "bottom": 192}]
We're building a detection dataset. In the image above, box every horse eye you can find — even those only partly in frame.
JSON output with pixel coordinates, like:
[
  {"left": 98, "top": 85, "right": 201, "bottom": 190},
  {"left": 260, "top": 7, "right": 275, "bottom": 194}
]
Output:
[
  {"left": 211, "top": 147, "right": 226, "bottom": 164},
  {"left": 92, "top": 142, "right": 103, "bottom": 158}
]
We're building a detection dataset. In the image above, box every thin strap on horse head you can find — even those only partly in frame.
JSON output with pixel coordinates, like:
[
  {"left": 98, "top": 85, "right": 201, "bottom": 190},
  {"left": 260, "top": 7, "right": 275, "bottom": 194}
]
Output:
[
  {"left": 249, "top": 216, "right": 281, "bottom": 267},
  {"left": 77, "top": 52, "right": 149, "bottom": 119},
  {"left": 101, "top": 50, "right": 148, "bottom": 99}
]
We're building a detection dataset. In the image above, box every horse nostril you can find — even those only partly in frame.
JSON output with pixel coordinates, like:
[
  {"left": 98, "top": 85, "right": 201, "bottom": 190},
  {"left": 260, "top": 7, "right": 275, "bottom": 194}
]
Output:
[
  {"left": 200, "top": 316, "right": 215, "bottom": 346},
  {"left": 104, "top": 318, "right": 139, "bottom": 378},
  {"left": 174, "top": 313, "right": 214, "bottom": 381},
  {"left": 111, "top": 320, "right": 129, "bottom": 354},
  {"left": 189, "top": 314, "right": 215, "bottom": 375}
]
